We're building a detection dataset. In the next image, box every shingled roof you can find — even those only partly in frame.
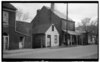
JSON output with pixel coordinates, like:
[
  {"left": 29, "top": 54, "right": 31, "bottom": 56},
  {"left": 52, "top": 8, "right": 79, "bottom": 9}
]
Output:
[
  {"left": 16, "top": 21, "right": 32, "bottom": 36},
  {"left": 3, "top": 3, "right": 16, "bottom": 10}
]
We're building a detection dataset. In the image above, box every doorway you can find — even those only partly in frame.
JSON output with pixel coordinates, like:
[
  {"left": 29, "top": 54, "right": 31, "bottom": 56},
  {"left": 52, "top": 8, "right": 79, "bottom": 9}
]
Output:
[
  {"left": 47, "top": 35, "right": 51, "bottom": 47},
  {"left": 19, "top": 37, "right": 25, "bottom": 49},
  {"left": 3, "top": 33, "right": 9, "bottom": 50}
]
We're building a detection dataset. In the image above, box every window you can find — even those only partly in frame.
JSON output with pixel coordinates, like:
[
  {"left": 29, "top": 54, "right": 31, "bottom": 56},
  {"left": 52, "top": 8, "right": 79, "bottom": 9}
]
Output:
[
  {"left": 52, "top": 25, "right": 54, "bottom": 31},
  {"left": 3, "top": 11, "right": 9, "bottom": 26},
  {"left": 55, "top": 35, "right": 57, "bottom": 44}
]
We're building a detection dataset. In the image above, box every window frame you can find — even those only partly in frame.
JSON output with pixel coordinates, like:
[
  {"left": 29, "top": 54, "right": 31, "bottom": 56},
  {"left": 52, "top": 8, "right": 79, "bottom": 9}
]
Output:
[{"left": 3, "top": 11, "right": 9, "bottom": 26}]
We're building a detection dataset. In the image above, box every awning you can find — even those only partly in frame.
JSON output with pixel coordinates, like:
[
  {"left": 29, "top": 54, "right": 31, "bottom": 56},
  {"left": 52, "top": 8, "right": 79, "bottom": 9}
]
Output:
[
  {"left": 62, "top": 29, "right": 81, "bottom": 35},
  {"left": 67, "top": 30, "right": 81, "bottom": 35}
]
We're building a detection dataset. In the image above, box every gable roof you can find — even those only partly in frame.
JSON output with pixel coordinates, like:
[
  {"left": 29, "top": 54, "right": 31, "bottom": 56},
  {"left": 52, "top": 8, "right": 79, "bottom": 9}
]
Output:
[
  {"left": 32, "top": 24, "right": 51, "bottom": 34},
  {"left": 16, "top": 21, "right": 32, "bottom": 36},
  {"left": 3, "top": 3, "right": 16, "bottom": 10}
]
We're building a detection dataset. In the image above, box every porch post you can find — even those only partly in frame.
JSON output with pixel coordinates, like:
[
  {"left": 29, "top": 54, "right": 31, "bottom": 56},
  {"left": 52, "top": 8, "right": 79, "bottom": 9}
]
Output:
[
  {"left": 70, "top": 35, "right": 72, "bottom": 46},
  {"left": 76, "top": 35, "right": 78, "bottom": 45},
  {"left": 63, "top": 33, "right": 65, "bottom": 46},
  {"left": 41, "top": 37, "right": 42, "bottom": 48}
]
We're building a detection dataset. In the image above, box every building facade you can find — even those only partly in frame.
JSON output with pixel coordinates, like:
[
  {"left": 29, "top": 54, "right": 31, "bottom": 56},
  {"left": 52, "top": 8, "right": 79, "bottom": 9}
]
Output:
[
  {"left": 31, "top": 6, "right": 62, "bottom": 48},
  {"left": 3, "top": 3, "right": 18, "bottom": 50},
  {"left": 32, "top": 24, "right": 59, "bottom": 48},
  {"left": 3, "top": 3, "right": 32, "bottom": 50},
  {"left": 15, "top": 21, "right": 32, "bottom": 49}
]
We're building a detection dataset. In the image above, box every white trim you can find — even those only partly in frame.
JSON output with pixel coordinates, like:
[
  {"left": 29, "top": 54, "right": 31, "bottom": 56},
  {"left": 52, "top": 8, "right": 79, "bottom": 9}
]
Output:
[
  {"left": 7, "top": 35, "right": 9, "bottom": 49},
  {"left": 3, "top": 35, "right": 9, "bottom": 50}
]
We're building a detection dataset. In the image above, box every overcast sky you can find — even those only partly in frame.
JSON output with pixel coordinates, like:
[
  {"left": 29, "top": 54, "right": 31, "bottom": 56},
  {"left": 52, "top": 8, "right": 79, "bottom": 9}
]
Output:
[{"left": 11, "top": 3, "right": 98, "bottom": 27}]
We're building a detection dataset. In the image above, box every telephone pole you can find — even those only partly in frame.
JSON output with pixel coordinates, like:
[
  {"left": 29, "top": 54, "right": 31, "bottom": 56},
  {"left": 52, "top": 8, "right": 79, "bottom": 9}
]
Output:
[{"left": 66, "top": 3, "right": 68, "bottom": 20}]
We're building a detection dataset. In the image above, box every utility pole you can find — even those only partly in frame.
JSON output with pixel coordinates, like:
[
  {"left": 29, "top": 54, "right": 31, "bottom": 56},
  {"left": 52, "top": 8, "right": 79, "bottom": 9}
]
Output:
[
  {"left": 66, "top": 3, "right": 69, "bottom": 45},
  {"left": 66, "top": 3, "right": 68, "bottom": 31},
  {"left": 63, "top": 3, "right": 68, "bottom": 46},
  {"left": 66, "top": 3, "right": 68, "bottom": 20}
]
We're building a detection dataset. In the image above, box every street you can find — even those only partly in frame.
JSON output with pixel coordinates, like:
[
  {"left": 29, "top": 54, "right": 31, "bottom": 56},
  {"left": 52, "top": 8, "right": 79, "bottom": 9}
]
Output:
[{"left": 3, "top": 45, "right": 98, "bottom": 59}]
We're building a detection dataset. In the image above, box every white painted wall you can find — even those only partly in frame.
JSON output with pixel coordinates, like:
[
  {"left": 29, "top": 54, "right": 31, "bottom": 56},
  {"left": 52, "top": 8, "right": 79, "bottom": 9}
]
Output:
[{"left": 45, "top": 24, "right": 59, "bottom": 47}]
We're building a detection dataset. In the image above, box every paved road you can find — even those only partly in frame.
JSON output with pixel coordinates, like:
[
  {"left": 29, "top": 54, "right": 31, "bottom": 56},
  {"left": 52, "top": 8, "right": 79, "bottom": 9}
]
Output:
[{"left": 3, "top": 45, "right": 98, "bottom": 59}]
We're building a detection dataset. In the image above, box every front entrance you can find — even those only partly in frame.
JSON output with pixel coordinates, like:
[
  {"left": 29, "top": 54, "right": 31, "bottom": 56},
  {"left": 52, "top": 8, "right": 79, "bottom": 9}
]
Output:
[
  {"left": 19, "top": 37, "right": 25, "bottom": 49},
  {"left": 3, "top": 34, "right": 9, "bottom": 50},
  {"left": 47, "top": 35, "right": 51, "bottom": 47}
]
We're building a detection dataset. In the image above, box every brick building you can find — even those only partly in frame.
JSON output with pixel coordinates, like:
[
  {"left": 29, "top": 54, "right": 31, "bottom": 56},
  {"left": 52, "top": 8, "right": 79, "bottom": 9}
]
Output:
[
  {"left": 31, "top": 4, "right": 76, "bottom": 47},
  {"left": 15, "top": 21, "right": 32, "bottom": 49},
  {"left": 3, "top": 3, "right": 32, "bottom": 50},
  {"left": 3, "top": 3, "right": 18, "bottom": 50}
]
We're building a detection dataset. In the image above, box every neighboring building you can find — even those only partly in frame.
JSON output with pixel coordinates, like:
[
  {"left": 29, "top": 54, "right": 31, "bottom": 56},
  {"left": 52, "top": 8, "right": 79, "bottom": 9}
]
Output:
[
  {"left": 15, "top": 21, "right": 32, "bottom": 49},
  {"left": 87, "top": 32, "right": 96, "bottom": 44},
  {"left": 3, "top": 3, "right": 17, "bottom": 50}
]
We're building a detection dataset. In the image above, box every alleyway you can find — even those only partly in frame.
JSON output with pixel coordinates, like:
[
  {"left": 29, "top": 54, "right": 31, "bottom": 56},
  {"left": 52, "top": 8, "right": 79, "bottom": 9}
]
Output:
[{"left": 3, "top": 45, "right": 98, "bottom": 59}]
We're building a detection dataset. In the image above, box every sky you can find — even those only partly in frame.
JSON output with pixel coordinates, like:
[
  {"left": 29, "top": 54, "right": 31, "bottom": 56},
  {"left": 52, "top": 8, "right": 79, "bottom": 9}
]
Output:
[{"left": 11, "top": 3, "right": 98, "bottom": 27}]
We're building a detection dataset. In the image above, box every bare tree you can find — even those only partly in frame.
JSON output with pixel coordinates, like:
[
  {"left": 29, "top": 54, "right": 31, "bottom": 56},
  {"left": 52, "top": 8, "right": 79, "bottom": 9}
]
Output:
[
  {"left": 16, "top": 8, "right": 23, "bottom": 20},
  {"left": 76, "top": 17, "right": 98, "bottom": 44},
  {"left": 22, "top": 12, "right": 29, "bottom": 20},
  {"left": 16, "top": 8, "right": 30, "bottom": 21},
  {"left": 81, "top": 18, "right": 91, "bottom": 31}
]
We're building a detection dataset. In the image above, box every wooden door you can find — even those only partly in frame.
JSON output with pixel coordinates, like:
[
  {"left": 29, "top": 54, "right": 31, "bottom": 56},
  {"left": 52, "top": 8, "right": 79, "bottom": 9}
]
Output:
[
  {"left": 3, "top": 36, "right": 9, "bottom": 50},
  {"left": 47, "top": 35, "right": 51, "bottom": 47}
]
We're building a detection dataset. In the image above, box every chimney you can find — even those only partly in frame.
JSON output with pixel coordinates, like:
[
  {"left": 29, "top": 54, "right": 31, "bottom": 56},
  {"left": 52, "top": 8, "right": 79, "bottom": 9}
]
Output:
[
  {"left": 51, "top": 3, "right": 54, "bottom": 11},
  {"left": 37, "top": 9, "right": 40, "bottom": 14}
]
